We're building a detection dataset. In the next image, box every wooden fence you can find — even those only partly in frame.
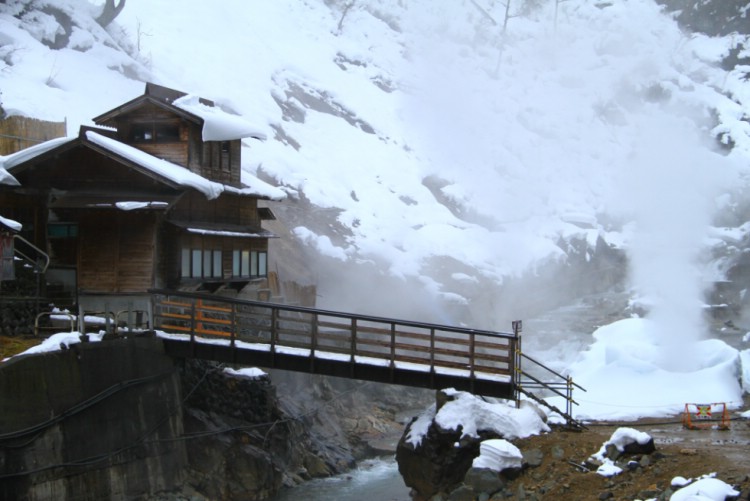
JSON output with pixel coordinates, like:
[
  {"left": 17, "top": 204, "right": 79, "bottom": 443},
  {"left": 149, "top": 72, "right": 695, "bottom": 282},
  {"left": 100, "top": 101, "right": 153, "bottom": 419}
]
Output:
[{"left": 0, "top": 116, "right": 66, "bottom": 155}]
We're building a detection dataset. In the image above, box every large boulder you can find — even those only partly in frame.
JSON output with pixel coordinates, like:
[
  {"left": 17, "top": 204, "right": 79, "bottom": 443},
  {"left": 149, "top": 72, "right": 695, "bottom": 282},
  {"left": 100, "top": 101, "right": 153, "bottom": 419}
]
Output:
[{"left": 396, "top": 391, "right": 504, "bottom": 499}]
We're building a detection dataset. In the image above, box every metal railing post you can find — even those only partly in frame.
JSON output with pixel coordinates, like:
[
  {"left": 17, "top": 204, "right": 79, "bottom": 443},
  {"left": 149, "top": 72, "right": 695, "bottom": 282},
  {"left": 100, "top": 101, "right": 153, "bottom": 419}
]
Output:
[{"left": 350, "top": 318, "right": 356, "bottom": 365}]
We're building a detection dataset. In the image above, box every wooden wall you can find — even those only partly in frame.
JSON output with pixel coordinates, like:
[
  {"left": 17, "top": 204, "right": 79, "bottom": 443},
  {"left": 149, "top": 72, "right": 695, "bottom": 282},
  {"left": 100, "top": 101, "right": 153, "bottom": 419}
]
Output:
[
  {"left": 0, "top": 116, "right": 66, "bottom": 155},
  {"left": 114, "top": 103, "right": 194, "bottom": 168},
  {"left": 169, "top": 192, "right": 261, "bottom": 228},
  {"left": 77, "top": 212, "right": 156, "bottom": 293}
]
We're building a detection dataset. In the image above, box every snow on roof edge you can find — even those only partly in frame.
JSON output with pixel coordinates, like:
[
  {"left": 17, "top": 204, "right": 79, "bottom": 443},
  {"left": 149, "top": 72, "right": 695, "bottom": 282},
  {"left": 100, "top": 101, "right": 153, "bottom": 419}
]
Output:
[
  {"left": 172, "top": 95, "right": 268, "bottom": 141},
  {"left": 85, "top": 131, "right": 225, "bottom": 199},
  {"left": 0, "top": 214, "right": 22, "bottom": 232},
  {"left": 0, "top": 136, "right": 77, "bottom": 173}
]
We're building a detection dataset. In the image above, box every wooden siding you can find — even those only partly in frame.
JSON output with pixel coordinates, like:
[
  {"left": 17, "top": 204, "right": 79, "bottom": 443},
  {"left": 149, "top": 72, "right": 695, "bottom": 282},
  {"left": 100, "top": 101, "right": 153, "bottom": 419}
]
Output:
[
  {"left": 169, "top": 192, "right": 261, "bottom": 227},
  {"left": 77, "top": 212, "right": 156, "bottom": 293},
  {"left": 133, "top": 141, "right": 188, "bottom": 166},
  {"left": 112, "top": 102, "right": 201, "bottom": 169},
  {"left": 199, "top": 140, "right": 242, "bottom": 186}
]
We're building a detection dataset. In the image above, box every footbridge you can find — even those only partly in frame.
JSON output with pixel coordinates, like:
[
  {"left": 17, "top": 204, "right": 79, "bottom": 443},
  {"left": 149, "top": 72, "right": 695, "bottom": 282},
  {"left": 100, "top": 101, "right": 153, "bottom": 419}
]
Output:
[{"left": 148, "top": 289, "right": 583, "bottom": 426}]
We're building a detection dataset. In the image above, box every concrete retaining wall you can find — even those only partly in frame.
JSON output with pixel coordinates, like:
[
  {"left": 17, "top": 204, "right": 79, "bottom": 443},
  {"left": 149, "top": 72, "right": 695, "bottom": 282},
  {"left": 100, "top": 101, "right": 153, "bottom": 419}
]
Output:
[{"left": 0, "top": 336, "right": 187, "bottom": 500}]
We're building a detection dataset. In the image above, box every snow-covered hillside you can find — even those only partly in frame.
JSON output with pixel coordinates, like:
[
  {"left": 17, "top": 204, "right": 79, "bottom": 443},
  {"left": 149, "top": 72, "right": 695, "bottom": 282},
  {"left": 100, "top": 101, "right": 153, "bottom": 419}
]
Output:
[{"left": 2, "top": 0, "right": 750, "bottom": 418}]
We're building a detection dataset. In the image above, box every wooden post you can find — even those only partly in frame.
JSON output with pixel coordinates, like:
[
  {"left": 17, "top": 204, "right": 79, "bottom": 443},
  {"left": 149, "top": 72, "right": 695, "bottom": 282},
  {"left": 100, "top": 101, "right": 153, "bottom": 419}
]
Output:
[
  {"left": 390, "top": 323, "right": 396, "bottom": 367},
  {"left": 189, "top": 300, "right": 196, "bottom": 358},
  {"left": 429, "top": 327, "right": 435, "bottom": 388},
  {"left": 469, "top": 332, "right": 476, "bottom": 379},
  {"left": 310, "top": 313, "right": 318, "bottom": 372},
  {"left": 230, "top": 303, "right": 236, "bottom": 348}
]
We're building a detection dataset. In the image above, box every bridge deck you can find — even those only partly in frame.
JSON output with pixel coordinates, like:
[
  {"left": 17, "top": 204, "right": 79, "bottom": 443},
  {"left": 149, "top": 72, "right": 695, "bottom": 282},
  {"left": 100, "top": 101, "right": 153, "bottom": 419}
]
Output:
[{"left": 150, "top": 290, "right": 518, "bottom": 399}]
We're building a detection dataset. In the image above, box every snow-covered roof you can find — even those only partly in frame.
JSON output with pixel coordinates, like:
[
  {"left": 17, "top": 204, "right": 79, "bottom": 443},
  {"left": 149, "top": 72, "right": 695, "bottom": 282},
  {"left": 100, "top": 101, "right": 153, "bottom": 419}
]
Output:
[
  {"left": 85, "top": 132, "right": 283, "bottom": 199},
  {"left": 1, "top": 131, "right": 284, "bottom": 201},
  {"left": 0, "top": 136, "right": 76, "bottom": 173},
  {"left": 85, "top": 131, "right": 226, "bottom": 199},
  {"left": 0, "top": 166, "right": 20, "bottom": 187},
  {"left": 172, "top": 95, "right": 267, "bottom": 141},
  {"left": 0, "top": 214, "right": 22, "bottom": 232}
]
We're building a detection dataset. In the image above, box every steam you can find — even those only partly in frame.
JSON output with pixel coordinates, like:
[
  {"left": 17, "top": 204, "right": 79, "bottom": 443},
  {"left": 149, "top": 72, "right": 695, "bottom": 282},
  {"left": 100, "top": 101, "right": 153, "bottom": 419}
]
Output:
[{"left": 617, "top": 113, "right": 724, "bottom": 371}]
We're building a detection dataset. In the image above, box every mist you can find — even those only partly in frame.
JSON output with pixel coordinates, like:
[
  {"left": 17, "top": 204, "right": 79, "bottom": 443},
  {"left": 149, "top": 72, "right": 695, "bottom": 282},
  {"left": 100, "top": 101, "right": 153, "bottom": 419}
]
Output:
[{"left": 617, "top": 113, "right": 727, "bottom": 371}]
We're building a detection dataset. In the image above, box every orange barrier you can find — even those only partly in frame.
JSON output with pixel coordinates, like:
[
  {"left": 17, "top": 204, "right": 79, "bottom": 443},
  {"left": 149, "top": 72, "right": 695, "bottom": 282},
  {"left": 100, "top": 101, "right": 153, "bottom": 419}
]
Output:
[{"left": 682, "top": 403, "right": 730, "bottom": 430}]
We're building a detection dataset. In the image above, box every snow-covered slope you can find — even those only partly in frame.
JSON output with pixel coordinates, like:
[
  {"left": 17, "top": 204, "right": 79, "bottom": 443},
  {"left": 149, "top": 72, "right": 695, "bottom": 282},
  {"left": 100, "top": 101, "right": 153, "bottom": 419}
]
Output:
[{"left": 2, "top": 0, "right": 750, "bottom": 328}]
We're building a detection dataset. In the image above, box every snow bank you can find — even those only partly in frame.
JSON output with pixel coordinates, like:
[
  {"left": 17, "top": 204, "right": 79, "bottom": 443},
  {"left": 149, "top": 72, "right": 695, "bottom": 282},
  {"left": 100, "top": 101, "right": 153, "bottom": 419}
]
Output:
[
  {"left": 591, "top": 427, "right": 653, "bottom": 461},
  {"left": 550, "top": 318, "right": 744, "bottom": 421},
  {"left": 590, "top": 427, "right": 653, "bottom": 478},
  {"left": 406, "top": 389, "right": 549, "bottom": 447},
  {"left": 2, "top": 331, "right": 103, "bottom": 362},
  {"left": 472, "top": 439, "right": 522, "bottom": 471},
  {"left": 670, "top": 477, "right": 740, "bottom": 501}
]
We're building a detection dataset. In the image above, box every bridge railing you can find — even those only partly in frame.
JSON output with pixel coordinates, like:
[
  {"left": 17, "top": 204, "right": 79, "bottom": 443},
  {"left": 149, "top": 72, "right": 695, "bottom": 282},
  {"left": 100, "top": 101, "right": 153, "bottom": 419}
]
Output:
[{"left": 150, "top": 289, "right": 516, "bottom": 381}]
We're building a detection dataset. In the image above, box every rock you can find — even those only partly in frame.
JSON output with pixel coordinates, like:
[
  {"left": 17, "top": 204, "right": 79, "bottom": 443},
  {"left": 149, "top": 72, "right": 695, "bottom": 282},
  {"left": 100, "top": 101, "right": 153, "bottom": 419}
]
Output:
[
  {"left": 605, "top": 442, "right": 621, "bottom": 460},
  {"left": 303, "top": 452, "right": 331, "bottom": 478},
  {"left": 551, "top": 444, "right": 565, "bottom": 459},
  {"left": 622, "top": 437, "right": 656, "bottom": 455},
  {"left": 464, "top": 467, "right": 506, "bottom": 495},
  {"left": 640, "top": 454, "right": 652, "bottom": 467},
  {"left": 396, "top": 391, "right": 504, "bottom": 499},
  {"left": 522, "top": 448, "right": 544, "bottom": 468},
  {"left": 447, "top": 484, "right": 476, "bottom": 501},
  {"left": 598, "top": 492, "right": 614, "bottom": 500}
]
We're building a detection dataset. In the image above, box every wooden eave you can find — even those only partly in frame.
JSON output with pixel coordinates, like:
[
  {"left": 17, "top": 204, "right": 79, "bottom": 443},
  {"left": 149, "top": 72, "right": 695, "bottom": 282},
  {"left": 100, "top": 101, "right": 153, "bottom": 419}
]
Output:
[
  {"left": 7, "top": 128, "right": 186, "bottom": 193},
  {"left": 92, "top": 95, "right": 203, "bottom": 128},
  {"left": 4, "top": 138, "right": 82, "bottom": 177},
  {"left": 167, "top": 219, "right": 278, "bottom": 239},
  {"left": 78, "top": 130, "right": 184, "bottom": 191},
  {"left": 49, "top": 192, "right": 181, "bottom": 210}
]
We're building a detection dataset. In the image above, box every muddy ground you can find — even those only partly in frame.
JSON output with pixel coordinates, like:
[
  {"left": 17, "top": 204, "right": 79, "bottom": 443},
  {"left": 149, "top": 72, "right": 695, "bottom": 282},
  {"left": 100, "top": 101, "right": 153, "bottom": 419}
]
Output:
[{"left": 512, "top": 411, "right": 750, "bottom": 500}]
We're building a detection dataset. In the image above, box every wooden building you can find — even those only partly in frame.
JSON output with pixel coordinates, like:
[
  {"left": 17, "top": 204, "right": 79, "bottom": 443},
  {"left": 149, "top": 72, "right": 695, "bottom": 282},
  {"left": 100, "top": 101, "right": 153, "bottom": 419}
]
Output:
[{"left": 0, "top": 83, "right": 284, "bottom": 314}]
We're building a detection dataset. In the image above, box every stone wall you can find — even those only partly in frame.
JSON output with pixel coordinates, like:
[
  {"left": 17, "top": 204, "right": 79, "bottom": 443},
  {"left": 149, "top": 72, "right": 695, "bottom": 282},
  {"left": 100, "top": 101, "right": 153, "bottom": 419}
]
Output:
[
  {"left": 0, "top": 336, "right": 187, "bottom": 500},
  {"left": 0, "top": 298, "right": 42, "bottom": 337}
]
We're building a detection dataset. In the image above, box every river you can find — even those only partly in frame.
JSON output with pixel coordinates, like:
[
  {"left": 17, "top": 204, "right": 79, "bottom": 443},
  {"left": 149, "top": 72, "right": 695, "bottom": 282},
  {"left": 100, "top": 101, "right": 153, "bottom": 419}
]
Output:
[{"left": 272, "top": 456, "right": 411, "bottom": 501}]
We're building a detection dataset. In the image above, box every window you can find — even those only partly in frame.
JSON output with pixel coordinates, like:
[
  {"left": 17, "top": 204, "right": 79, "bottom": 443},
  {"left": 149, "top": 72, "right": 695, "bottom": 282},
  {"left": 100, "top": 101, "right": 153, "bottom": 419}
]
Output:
[
  {"left": 131, "top": 123, "right": 180, "bottom": 143},
  {"left": 215, "top": 141, "right": 231, "bottom": 171},
  {"left": 181, "top": 248, "right": 222, "bottom": 279},
  {"left": 48, "top": 222, "right": 78, "bottom": 238},
  {"left": 231, "top": 249, "right": 267, "bottom": 278}
]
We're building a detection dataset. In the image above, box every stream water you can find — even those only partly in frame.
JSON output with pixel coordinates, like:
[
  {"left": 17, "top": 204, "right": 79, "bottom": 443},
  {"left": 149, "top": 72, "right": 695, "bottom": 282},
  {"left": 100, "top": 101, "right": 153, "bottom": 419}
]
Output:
[{"left": 272, "top": 456, "right": 410, "bottom": 501}]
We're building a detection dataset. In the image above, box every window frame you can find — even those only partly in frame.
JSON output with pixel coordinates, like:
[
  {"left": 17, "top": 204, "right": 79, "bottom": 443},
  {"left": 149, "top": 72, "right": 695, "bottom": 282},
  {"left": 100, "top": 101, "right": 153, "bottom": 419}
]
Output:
[
  {"left": 181, "top": 247, "right": 223, "bottom": 279},
  {"left": 130, "top": 122, "right": 180, "bottom": 144},
  {"left": 231, "top": 248, "right": 268, "bottom": 279}
]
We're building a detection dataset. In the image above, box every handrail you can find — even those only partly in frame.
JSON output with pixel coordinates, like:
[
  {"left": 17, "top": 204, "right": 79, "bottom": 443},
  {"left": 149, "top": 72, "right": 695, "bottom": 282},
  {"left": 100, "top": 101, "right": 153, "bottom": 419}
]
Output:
[
  {"left": 150, "top": 289, "right": 517, "bottom": 386},
  {"left": 514, "top": 334, "right": 586, "bottom": 430},
  {"left": 148, "top": 288, "right": 515, "bottom": 340},
  {"left": 519, "top": 351, "right": 587, "bottom": 392},
  {"left": 12, "top": 235, "right": 50, "bottom": 274},
  {"left": 34, "top": 311, "right": 75, "bottom": 337}
]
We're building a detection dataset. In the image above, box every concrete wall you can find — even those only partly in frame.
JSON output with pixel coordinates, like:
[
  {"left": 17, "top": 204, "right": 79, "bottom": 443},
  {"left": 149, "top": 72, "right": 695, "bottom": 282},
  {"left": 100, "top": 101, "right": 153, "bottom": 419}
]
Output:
[{"left": 0, "top": 336, "right": 187, "bottom": 500}]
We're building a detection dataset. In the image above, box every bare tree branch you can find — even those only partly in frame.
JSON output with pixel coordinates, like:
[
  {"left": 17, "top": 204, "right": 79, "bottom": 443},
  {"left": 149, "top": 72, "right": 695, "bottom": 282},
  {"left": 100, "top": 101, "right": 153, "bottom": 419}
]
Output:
[{"left": 96, "top": 0, "right": 126, "bottom": 28}]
